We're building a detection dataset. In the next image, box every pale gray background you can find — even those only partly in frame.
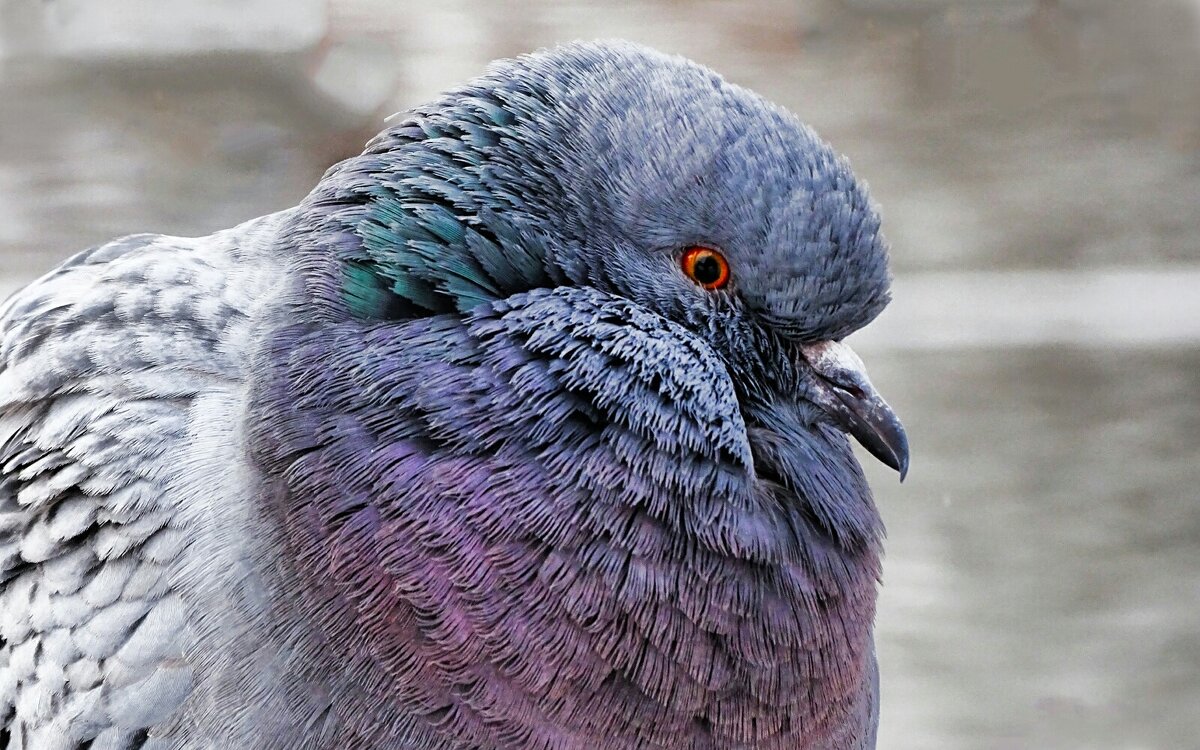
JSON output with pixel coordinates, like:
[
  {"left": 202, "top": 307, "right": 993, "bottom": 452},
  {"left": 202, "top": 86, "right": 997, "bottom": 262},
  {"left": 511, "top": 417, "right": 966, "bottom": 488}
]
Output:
[{"left": 1, "top": 1, "right": 1198, "bottom": 748}]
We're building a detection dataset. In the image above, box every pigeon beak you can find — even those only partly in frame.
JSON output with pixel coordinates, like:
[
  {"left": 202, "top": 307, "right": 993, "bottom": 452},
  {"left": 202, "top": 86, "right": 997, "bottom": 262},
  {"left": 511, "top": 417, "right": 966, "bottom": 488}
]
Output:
[{"left": 800, "top": 340, "right": 910, "bottom": 481}]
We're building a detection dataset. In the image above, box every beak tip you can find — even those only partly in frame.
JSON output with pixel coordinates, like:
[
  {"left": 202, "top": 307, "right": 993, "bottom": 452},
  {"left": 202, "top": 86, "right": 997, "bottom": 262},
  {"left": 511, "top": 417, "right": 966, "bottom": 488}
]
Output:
[
  {"left": 878, "top": 423, "right": 910, "bottom": 483},
  {"left": 895, "top": 433, "right": 911, "bottom": 483}
]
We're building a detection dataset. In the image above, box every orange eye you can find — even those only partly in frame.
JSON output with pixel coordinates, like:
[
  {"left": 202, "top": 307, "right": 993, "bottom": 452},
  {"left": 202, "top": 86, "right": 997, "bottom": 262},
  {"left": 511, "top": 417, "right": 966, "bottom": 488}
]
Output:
[{"left": 680, "top": 246, "right": 730, "bottom": 290}]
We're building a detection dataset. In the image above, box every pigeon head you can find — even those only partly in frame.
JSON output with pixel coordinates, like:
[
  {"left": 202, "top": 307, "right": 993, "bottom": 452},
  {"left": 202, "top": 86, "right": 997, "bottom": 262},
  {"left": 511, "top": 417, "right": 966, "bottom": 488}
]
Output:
[{"left": 295, "top": 39, "right": 907, "bottom": 483}]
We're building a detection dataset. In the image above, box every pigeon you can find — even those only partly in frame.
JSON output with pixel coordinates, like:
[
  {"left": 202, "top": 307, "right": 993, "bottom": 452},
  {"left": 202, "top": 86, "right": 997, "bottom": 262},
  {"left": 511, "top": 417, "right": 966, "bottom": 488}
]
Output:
[{"left": 0, "top": 40, "right": 908, "bottom": 750}]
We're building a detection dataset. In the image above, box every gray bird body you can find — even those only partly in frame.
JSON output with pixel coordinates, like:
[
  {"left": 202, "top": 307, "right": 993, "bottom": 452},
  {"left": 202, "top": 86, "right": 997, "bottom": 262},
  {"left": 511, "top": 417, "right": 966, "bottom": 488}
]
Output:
[
  {"left": 0, "top": 214, "right": 290, "bottom": 749},
  {"left": 1, "top": 42, "right": 905, "bottom": 749}
]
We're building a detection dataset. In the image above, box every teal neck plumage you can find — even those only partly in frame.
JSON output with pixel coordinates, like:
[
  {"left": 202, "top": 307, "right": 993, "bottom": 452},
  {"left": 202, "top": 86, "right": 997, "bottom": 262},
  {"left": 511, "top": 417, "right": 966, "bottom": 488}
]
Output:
[{"left": 292, "top": 86, "right": 567, "bottom": 322}]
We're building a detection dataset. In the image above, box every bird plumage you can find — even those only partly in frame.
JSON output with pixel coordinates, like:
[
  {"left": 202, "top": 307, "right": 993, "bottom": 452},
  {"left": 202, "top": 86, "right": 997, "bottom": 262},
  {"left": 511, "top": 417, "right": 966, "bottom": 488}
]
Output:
[{"left": 1, "top": 41, "right": 902, "bottom": 749}]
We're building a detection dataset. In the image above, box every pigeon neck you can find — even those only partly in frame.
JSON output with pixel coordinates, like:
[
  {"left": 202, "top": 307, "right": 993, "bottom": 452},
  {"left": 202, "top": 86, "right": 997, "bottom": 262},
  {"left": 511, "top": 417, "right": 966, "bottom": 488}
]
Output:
[
  {"left": 249, "top": 308, "right": 882, "bottom": 749},
  {"left": 279, "top": 88, "right": 578, "bottom": 326}
]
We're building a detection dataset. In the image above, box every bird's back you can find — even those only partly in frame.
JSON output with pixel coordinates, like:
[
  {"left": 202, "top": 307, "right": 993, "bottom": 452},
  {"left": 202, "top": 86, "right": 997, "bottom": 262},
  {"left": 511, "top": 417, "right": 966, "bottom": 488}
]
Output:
[{"left": 0, "top": 212, "right": 289, "bottom": 749}]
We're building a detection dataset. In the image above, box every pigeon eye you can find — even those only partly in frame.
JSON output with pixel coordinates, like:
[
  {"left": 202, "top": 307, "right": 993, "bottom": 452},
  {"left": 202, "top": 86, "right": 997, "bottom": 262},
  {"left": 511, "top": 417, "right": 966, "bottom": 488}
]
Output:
[{"left": 680, "top": 246, "right": 730, "bottom": 290}]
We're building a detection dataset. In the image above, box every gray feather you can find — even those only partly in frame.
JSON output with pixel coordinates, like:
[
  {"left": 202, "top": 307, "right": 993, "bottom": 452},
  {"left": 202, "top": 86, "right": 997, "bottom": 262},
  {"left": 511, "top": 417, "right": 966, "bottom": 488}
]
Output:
[{"left": 0, "top": 211, "right": 290, "bottom": 748}]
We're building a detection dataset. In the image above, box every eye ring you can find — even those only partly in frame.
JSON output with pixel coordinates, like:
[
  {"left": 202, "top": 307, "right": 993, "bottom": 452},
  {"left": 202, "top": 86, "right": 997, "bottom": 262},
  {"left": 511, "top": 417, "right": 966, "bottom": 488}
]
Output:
[{"left": 680, "top": 246, "right": 730, "bottom": 290}]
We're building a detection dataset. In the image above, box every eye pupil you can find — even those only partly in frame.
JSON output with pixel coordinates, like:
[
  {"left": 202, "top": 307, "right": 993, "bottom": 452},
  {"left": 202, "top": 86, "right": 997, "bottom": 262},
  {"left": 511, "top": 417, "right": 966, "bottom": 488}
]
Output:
[{"left": 693, "top": 255, "right": 722, "bottom": 284}]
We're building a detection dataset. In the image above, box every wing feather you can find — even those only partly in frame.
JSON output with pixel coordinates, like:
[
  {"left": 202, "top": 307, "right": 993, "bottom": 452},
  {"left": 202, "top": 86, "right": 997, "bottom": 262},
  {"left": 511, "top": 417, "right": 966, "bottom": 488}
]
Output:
[{"left": 0, "top": 213, "right": 285, "bottom": 749}]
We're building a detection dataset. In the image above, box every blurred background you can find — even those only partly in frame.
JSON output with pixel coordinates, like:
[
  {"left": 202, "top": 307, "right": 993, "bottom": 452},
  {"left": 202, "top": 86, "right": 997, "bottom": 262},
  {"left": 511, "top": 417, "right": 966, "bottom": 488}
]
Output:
[{"left": 1, "top": 0, "right": 1198, "bottom": 747}]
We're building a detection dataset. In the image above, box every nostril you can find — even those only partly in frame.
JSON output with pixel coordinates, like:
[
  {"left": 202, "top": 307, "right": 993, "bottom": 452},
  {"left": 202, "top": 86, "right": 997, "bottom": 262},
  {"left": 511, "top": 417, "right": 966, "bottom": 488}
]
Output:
[
  {"left": 838, "top": 382, "right": 866, "bottom": 401},
  {"left": 816, "top": 369, "right": 867, "bottom": 401}
]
